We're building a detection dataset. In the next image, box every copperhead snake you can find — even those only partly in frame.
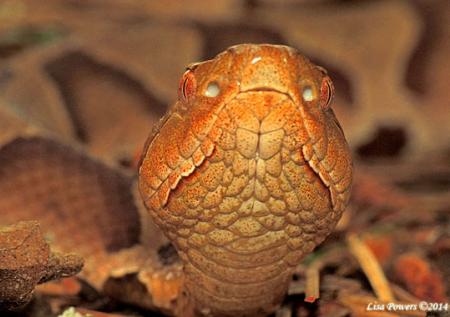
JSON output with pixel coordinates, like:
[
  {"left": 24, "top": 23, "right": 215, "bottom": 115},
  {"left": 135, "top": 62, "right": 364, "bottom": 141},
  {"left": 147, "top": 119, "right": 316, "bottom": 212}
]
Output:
[
  {"left": 0, "top": 44, "right": 352, "bottom": 316},
  {"left": 139, "top": 44, "right": 352, "bottom": 316}
]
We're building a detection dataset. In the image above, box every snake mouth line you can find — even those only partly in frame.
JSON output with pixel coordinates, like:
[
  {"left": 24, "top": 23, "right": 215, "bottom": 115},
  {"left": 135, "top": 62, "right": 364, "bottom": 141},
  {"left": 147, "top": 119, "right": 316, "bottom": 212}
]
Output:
[{"left": 239, "top": 87, "right": 295, "bottom": 102}]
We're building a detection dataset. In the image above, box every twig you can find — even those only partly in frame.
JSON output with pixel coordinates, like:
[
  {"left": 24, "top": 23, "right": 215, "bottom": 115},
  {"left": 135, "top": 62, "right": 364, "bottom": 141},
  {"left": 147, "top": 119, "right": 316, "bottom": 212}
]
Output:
[
  {"left": 304, "top": 263, "right": 320, "bottom": 302},
  {"left": 302, "top": 246, "right": 347, "bottom": 302},
  {"left": 346, "top": 233, "right": 395, "bottom": 302}
]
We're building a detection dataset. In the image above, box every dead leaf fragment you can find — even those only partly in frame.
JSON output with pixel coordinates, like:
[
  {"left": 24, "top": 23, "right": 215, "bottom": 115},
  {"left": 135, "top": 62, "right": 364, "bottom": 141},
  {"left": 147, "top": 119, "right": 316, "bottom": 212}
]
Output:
[
  {"left": 363, "top": 234, "right": 394, "bottom": 266},
  {"left": 393, "top": 253, "right": 448, "bottom": 302},
  {"left": 0, "top": 221, "right": 83, "bottom": 309}
]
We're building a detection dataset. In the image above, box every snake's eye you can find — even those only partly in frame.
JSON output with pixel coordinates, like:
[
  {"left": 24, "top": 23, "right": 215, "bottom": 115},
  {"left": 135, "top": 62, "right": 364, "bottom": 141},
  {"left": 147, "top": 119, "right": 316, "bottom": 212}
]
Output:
[
  {"left": 178, "top": 70, "right": 197, "bottom": 102},
  {"left": 204, "top": 81, "right": 220, "bottom": 97},
  {"left": 302, "top": 86, "right": 314, "bottom": 102},
  {"left": 319, "top": 76, "right": 334, "bottom": 110}
]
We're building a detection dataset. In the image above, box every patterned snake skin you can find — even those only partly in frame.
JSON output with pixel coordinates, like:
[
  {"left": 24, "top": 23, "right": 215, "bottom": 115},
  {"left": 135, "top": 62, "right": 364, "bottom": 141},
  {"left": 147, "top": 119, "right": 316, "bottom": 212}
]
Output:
[
  {"left": 0, "top": 137, "right": 140, "bottom": 263},
  {"left": 139, "top": 44, "right": 353, "bottom": 316}
]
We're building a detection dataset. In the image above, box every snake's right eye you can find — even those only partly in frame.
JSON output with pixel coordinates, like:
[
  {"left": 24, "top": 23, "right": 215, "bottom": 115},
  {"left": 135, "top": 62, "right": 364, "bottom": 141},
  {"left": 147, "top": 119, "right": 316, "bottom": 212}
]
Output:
[
  {"left": 204, "top": 81, "right": 220, "bottom": 97},
  {"left": 178, "top": 70, "right": 197, "bottom": 102}
]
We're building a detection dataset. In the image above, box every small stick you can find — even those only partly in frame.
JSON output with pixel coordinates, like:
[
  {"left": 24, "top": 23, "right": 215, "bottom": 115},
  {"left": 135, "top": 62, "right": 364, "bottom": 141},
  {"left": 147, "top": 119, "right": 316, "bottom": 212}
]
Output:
[
  {"left": 346, "top": 233, "right": 395, "bottom": 302},
  {"left": 304, "top": 263, "right": 320, "bottom": 302},
  {"left": 303, "top": 246, "right": 348, "bottom": 302}
]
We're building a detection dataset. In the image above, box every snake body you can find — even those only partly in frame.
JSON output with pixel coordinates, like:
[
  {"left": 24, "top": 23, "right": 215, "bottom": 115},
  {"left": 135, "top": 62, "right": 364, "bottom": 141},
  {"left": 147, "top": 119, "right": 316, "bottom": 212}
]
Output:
[{"left": 139, "top": 44, "right": 352, "bottom": 316}]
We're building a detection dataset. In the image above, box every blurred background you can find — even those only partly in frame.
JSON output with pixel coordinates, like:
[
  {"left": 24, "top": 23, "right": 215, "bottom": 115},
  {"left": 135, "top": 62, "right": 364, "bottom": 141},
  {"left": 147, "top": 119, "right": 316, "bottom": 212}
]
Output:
[
  {"left": 1, "top": 0, "right": 449, "bottom": 162},
  {"left": 0, "top": 0, "right": 448, "bottom": 316}
]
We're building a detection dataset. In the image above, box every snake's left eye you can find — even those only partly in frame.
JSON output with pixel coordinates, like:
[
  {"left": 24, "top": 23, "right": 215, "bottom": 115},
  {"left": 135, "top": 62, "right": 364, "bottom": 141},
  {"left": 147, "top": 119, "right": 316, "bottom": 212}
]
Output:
[
  {"left": 319, "top": 76, "right": 334, "bottom": 110},
  {"left": 178, "top": 70, "right": 197, "bottom": 102},
  {"left": 302, "top": 86, "right": 314, "bottom": 102}
]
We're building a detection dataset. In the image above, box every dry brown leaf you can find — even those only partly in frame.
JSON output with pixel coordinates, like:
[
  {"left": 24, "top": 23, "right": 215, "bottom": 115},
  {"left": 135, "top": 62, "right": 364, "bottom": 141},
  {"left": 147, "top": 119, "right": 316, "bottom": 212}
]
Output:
[
  {"left": 0, "top": 221, "right": 83, "bottom": 310},
  {"left": 1, "top": 22, "right": 203, "bottom": 163},
  {"left": 393, "top": 253, "right": 448, "bottom": 302},
  {"left": 254, "top": 1, "right": 450, "bottom": 156},
  {"left": 362, "top": 233, "right": 394, "bottom": 267},
  {"left": 1, "top": 0, "right": 243, "bottom": 34},
  {"left": 0, "top": 100, "right": 37, "bottom": 145}
]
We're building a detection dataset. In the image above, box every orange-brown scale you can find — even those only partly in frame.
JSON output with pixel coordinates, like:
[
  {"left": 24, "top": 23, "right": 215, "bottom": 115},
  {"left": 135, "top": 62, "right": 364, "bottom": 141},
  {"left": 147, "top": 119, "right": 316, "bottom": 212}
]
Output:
[{"left": 139, "top": 44, "right": 352, "bottom": 316}]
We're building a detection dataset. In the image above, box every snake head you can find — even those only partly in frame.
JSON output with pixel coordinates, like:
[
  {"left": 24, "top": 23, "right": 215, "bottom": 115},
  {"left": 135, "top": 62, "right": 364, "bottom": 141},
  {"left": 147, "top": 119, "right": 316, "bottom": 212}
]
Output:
[{"left": 139, "top": 44, "right": 352, "bottom": 316}]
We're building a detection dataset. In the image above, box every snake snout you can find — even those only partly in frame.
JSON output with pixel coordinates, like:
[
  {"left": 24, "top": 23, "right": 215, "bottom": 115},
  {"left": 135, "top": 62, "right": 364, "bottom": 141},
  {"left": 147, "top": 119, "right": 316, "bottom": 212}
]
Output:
[{"left": 228, "top": 44, "right": 301, "bottom": 104}]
